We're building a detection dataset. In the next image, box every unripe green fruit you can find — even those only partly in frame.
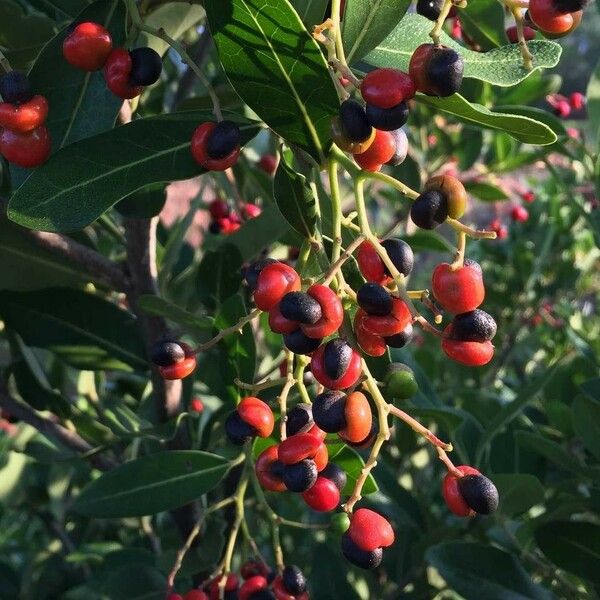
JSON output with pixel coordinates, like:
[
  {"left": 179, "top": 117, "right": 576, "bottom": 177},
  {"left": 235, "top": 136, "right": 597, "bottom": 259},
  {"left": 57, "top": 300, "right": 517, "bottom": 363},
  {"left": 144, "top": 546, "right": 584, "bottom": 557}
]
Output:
[
  {"left": 385, "top": 363, "right": 418, "bottom": 399},
  {"left": 331, "top": 512, "right": 351, "bottom": 535}
]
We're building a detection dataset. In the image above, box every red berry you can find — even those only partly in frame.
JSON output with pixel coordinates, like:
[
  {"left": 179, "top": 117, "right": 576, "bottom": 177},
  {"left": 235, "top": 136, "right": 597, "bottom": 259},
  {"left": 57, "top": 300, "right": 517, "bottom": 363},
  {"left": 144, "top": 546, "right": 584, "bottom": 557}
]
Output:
[
  {"left": 208, "top": 574, "right": 239, "bottom": 599},
  {"left": 570, "top": 91, "right": 586, "bottom": 110},
  {"left": 340, "top": 391, "right": 372, "bottom": 444},
  {"left": 190, "top": 398, "right": 204, "bottom": 413},
  {"left": 184, "top": 592, "right": 208, "bottom": 600},
  {"left": 441, "top": 336, "right": 494, "bottom": 366},
  {"left": 240, "top": 560, "right": 269, "bottom": 580},
  {"left": 310, "top": 342, "right": 362, "bottom": 390},
  {"left": 360, "top": 297, "right": 412, "bottom": 337},
  {"left": 348, "top": 508, "right": 394, "bottom": 551},
  {"left": 243, "top": 203, "right": 261, "bottom": 219},
  {"left": 158, "top": 356, "right": 196, "bottom": 380},
  {"left": 522, "top": 190, "right": 535, "bottom": 203},
  {"left": 354, "top": 309, "right": 387, "bottom": 357},
  {"left": 313, "top": 441, "right": 329, "bottom": 471},
  {"left": 409, "top": 44, "right": 464, "bottom": 97},
  {"left": 103, "top": 48, "right": 143, "bottom": 99},
  {"left": 506, "top": 25, "right": 536, "bottom": 43},
  {"left": 278, "top": 432, "right": 321, "bottom": 465},
  {"left": 167, "top": 594, "right": 184, "bottom": 600},
  {"left": 256, "top": 445, "right": 287, "bottom": 492},
  {"left": 253, "top": 263, "right": 301, "bottom": 311},
  {"left": 555, "top": 99, "right": 571, "bottom": 118},
  {"left": 300, "top": 284, "right": 343, "bottom": 339},
  {"left": 432, "top": 262, "right": 485, "bottom": 314},
  {"left": 302, "top": 476, "right": 340, "bottom": 511},
  {"left": 353, "top": 129, "right": 396, "bottom": 172},
  {"left": 237, "top": 396, "right": 274, "bottom": 438},
  {"left": 0, "top": 125, "right": 51, "bottom": 168},
  {"left": 209, "top": 198, "right": 230, "bottom": 219},
  {"left": 360, "top": 68, "right": 416, "bottom": 109},
  {"left": 63, "top": 22, "right": 113, "bottom": 71},
  {"left": 191, "top": 121, "right": 241, "bottom": 171},
  {"left": 529, "top": 0, "right": 580, "bottom": 33},
  {"left": 357, "top": 241, "right": 387, "bottom": 284},
  {"left": 239, "top": 575, "right": 268, "bottom": 600},
  {"left": 258, "top": 153, "right": 278, "bottom": 175},
  {"left": 269, "top": 304, "right": 298, "bottom": 334},
  {"left": 442, "top": 465, "right": 480, "bottom": 516},
  {"left": 511, "top": 205, "right": 529, "bottom": 222},
  {"left": 0, "top": 95, "right": 49, "bottom": 133}
]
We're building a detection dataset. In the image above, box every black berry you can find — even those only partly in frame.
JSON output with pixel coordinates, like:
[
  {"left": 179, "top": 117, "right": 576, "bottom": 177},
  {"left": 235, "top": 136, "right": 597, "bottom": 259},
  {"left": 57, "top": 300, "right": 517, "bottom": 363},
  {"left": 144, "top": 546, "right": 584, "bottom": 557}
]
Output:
[
  {"left": 286, "top": 403, "right": 314, "bottom": 436},
  {"left": 282, "top": 459, "right": 318, "bottom": 492},
  {"left": 357, "top": 283, "right": 393, "bottom": 316},
  {"left": 206, "top": 120, "right": 241, "bottom": 159},
  {"left": 321, "top": 463, "right": 347, "bottom": 491},
  {"left": 280, "top": 291, "right": 322, "bottom": 325},
  {"left": 282, "top": 565, "right": 306, "bottom": 595},
  {"left": 244, "top": 258, "right": 277, "bottom": 290},
  {"left": 341, "top": 532, "right": 382, "bottom": 569},
  {"left": 410, "top": 190, "right": 448, "bottom": 229},
  {"left": 385, "top": 324, "right": 414, "bottom": 348},
  {"left": 322, "top": 339, "right": 353, "bottom": 380},
  {"left": 313, "top": 390, "right": 346, "bottom": 433},
  {"left": 129, "top": 47, "right": 162, "bottom": 86},
  {"left": 225, "top": 411, "right": 256, "bottom": 445},
  {"left": 339, "top": 99, "right": 373, "bottom": 142},
  {"left": 283, "top": 329, "right": 322, "bottom": 355},
  {"left": 450, "top": 310, "right": 497, "bottom": 342},
  {"left": 365, "top": 101, "right": 409, "bottom": 131},
  {"left": 457, "top": 474, "right": 499, "bottom": 515},
  {"left": 417, "top": 0, "right": 445, "bottom": 20},
  {"left": 150, "top": 340, "right": 185, "bottom": 366},
  {"left": 0, "top": 70, "right": 33, "bottom": 104},
  {"left": 386, "top": 128, "right": 409, "bottom": 166},
  {"left": 381, "top": 238, "right": 414, "bottom": 277}
]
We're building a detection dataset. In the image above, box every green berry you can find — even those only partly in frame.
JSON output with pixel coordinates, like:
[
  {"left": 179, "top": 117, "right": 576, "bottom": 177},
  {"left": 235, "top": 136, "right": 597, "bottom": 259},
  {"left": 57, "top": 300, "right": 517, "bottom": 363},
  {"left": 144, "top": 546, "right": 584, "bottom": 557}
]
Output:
[
  {"left": 331, "top": 512, "right": 351, "bottom": 535},
  {"left": 385, "top": 363, "right": 418, "bottom": 399}
]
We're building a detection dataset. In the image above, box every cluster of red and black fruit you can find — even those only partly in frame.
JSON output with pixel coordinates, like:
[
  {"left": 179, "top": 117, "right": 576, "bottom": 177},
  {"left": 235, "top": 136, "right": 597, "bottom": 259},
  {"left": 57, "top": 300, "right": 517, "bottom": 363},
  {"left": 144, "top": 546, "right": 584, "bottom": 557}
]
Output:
[
  {"left": 0, "top": 71, "right": 51, "bottom": 168},
  {"left": 443, "top": 466, "right": 499, "bottom": 516},
  {"left": 150, "top": 339, "right": 197, "bottom": 380},
  {"left": 526, "top": 0, "right": 588, "bottom": 37},
  {"left": 225, "top": 397, "right": 274, "bottom": 445},
  {"left": 342, "top": 508, "right": 395, "bottom": 569},
  {"left": 207, "top": 198, "right": 261, "bottom": 235},
  {"left": 63, "top": 21, "right": 162, "bottom": 98},
  {"left": 169, "top": 563, "right": 308, "bottom": 600}
]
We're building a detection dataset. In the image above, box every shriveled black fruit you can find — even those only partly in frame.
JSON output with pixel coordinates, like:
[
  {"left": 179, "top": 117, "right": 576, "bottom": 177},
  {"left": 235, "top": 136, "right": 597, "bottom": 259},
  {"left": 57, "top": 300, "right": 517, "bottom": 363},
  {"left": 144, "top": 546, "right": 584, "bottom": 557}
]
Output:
[
  {"left": 341, "top": 532, "right": 383, "bottom": 569},
  {"left": 313, "top": 390, "right": 346, "bottom": 433},
  {"left": 286, "top": 403, "right": 314, "bottom": 436},
  {"left": 282, "top": 565, "right": 306, "bottom": 595},
  {"left": 282, "top": 459, "right": 318, "bottom": 492},
  {"left": 321, "top": 462, "right": 347, "bottom": 491},
  {"left": 381, "top": 238, "right": 414, "bottom": 277},
  {"left": 150, "top": 340, "right": 184, "bottom": 366},
  {"left": 386, "top": 128, "right": 409, "bottom": 166},
  {"left": 385, "top": 324, "right": 414, "bottom": 348},
  {"left": 0, "top": 70, "right": 33, "bottom": 104},
  {"left": 554, "top": 0, "right": 588, "bottom": 12},
  {"left": 206, "top": 120, "right": 241, "bottom": 159},
  {"left": 417, "top": 0, "right": 445, "bottom": 20},
  {"left": 357, "top": 283, "right": 392, "bottom": 316},
  {"left": 283, "top": 329, "right": 322, "bottom": 355},
  {"left": 457, "top": 474, "right": 499, "bottom": 515},
  {"left": 450, "top": 310, "right": 497, "bottom": 342},
  {"left": 425, "top": 47, "right": 464, "bottom": 97},
  {"left": 365, "top": 101, "right": 409, "bottom": 131},
  {"left": 410, "top": 190, "right": 448, "bottom": 229},
  {"left": 244, "top": 258, "right": 278, "bottom": 290},
  {"left": 339, "top": 99, "right": 373, "bottom": 142},
  {"left": 250, "top": 590, "right": 276, "bottom": 600},
  {"left": 129, "top": 47, "right": 162, "bottom": 86},
  {"left": 279, "top": 291, "right": 322, "bottom": 325},
  {"left": 323, "top": 339, "right": 353, "bottom": 380},
  {"left": 225, "top": 411, "right": 256, "bottom": 445}
]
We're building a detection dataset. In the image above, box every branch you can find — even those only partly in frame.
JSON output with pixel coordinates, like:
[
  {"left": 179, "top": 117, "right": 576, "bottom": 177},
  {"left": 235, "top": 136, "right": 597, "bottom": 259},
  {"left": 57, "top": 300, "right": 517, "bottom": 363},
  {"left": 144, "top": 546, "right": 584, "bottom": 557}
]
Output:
[{"left": 0, "top": 383, "right": 116, "bottom": 471}]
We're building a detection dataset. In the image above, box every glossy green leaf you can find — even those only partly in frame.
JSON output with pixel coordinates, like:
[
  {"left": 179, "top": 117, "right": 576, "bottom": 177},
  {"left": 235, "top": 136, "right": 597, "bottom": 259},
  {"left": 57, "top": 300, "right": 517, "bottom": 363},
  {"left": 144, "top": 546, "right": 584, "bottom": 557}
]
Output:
[
  {"left": 204, "top": 0, "right": 338, "bottom": 162},
  {"left": 27, "top": 0, "right": 127, "bottom": 150},
  {"left": 196, "top": 244, "right": 243, "bottom": 310},
  {"left": 417, "top": 94, "right": 557, "bottom": 145},
  {"left": 495, "top": 105, "right": 567, "bottom": 138},
  {"left": 459, "top": 0, "right": 506, "bottom": 50},
  {"left": 342, "top": 0, "right": 411, "bottom": 63},
  {"left": 115, "top": 185, "right": 167, "bottom": 219},
  {"left": 427, "top": 542, "right": 553, "bottom": 599},
  {"left": 535, "top": 522, "right": 600, "bottom": 584},
  {"left": 137, "top": 295, "right": 214, "bottom": 333},
  {"left": 573, "top": 394, "right": 600, "bottom": 461},
  {"left": 73, "top": 451, "right": 232, "bottom": 517},
  {"left": 465, "top": 181, "right": 509, "bottom": 202},
  {"left": 329, "top": 443, "right": 378, "bottom": 495},
  {"left": 366, "top": 15, "right": 561, "bottom": 87},
  {"left": 8, "top": 111, "right": 259, "bottom": 233},
  {"left": 493, "top": 474, "right": 545, "bottom": 515},
  {"left": 0, "top": 288, "right": 147, "bottom": 371},
  {"left": 292, "top": 0, "right": 329, "bottom": 28},
  {"left": 273, "top": 151, "right": 318, "bottom": 239},
  {"left": 139, "top": 2, "right": 205, "bottom": 57}
]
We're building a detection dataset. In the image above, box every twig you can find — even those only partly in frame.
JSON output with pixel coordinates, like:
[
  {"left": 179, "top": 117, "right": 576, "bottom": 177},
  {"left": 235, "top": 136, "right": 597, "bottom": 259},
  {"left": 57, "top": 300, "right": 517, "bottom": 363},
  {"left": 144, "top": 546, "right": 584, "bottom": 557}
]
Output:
[
  {"left": 387, "top": 404, "right": 453, "bottom": 451},
  {"left": 278, "top": 352, "right": 295, "bottom": 441},
  {"left": 429, "top": 0, "right": 454, "bottom": 45},
  {"left": 447, "top": 218, "right": 497, "bottom": 240},
  {"left": 234, "top": 377, "right": 286, "bottom": 392},
  {"left": 194, "top": 309, "right": 261, "bottom": 353},
  {"left": 321, "top": 235, "right": 365, "bottom": 286}
]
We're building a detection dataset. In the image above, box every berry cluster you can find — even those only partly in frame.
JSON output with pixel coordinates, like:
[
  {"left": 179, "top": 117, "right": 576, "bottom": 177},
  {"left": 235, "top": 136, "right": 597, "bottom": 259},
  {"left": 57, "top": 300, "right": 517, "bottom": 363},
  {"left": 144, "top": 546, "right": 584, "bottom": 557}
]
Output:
[
  {"left": 0, "top": 71, "right": 51, "bottom": 168},
  {"left": 63, "top": 21, "right": 162, "bottom": 98},
  {"left": 207, "top": 198, "right": 261, "bottom": 235}
]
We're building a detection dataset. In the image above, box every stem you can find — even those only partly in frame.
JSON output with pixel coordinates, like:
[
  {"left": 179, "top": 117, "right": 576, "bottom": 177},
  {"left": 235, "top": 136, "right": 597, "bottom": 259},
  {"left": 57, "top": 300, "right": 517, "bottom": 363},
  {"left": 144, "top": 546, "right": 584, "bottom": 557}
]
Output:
[
  {"left": 447, "top": 218, "right": 497, "bottom": 240},
  {"left": 429, "top": 0, "right": 453, "bottom": 45},
  {"left": 328, "top": 159, "right": 343, "bottom": 265},
  {"left": 321, "top": 235, "right": 365, "bottom": 286},
  {"left": 234, "top": 377, "right": 286, "bottom": 392},
  {"left": 508, "top": 4, "right": 534, "bottom": 70},
  {"left": 330, "top": 0, "right": 348, "bottom": 69},
  {"left": 387, "top": 404, "right": 453, "bottom": 451},
  {"left": 194, "top": 309, "right": 261, "bottom": 353},
  {"left": 450, "top": 230, "right": 467, "bottom": 270},
  {"left": 278, "top": 352, "right": 295, "bottom": 441},
  {"left": 293, "top": 355, "right": 312, "bottom": 405}
]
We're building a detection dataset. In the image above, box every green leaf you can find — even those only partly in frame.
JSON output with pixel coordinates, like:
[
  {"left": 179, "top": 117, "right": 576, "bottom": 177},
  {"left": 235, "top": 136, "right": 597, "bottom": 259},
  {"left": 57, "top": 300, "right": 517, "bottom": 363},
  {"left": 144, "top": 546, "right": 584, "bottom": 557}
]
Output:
[
  {"left": 535, "top": 522, "right": 600, "bottom": 584},
  {"left": 417, "top": 94, "right": 557, "bottom": 145},
  {"left": 139, "top": 2, "right": 205, "bottom": 57},
  {"left": 465, "top": 181, "right": 509, "bottom": 202},
  {"left": 573, "top": 394, "right": 600, "bottom": 461},
  {"left": 495, "top": 105, "right": 567, "bottom": 138},
  {"left": 73, "top": 451, "right": 232, "bottom": 517},
  {"left": 8, "top": 111, "right": 259, "bottom": 233},
  {"left": 27, "top": 0, "right": 127, "bottom": 150},
  {"left": 0, "top": 288, "right": 147, "bottom": 371},
  {"left": 196, "top": 244, "right": 243, "bottom": 311},
  {"left": 329, "top": 443, "right": 378, "bottom": 495},
  {"left": 459, "top": 0, "right": 506, "bottom": 50},
  {"left": 405, "top": 230, "right": 455, "bottom": 253},
  {"left": 586, "top": 59, "right": 600, "bottom": 143},
  {"left": 138, "top": 295, "right": 214, "bottom": 333},
  {"left": 95, "top": 564, "right": 166, "bottom": 600},
  {"left": 426, "top": 542, "right": 553, "bottom": 600},
  {"left": 27, "top": 0, "right": 93, "bottom": 19},
  {"left": 273, "top": 151, "right": 318, "bottom": 239},
  {"left": 366, "top": 14, "right": 561, "bottom": 87},
  {"left": 115, "top": 185, "right": 167, "bottom": 219},
  {"left": 291, "top": 0, "right": 328, "bottom": 28},
  {"left": 493, "top": 473, "right": 545, "bottom": 515},
  {"left": 204, "top": 0, "right": 338, "bottom": 162},
  {"left": 342, "top": 0, "right": 411, "bottom": 63}
]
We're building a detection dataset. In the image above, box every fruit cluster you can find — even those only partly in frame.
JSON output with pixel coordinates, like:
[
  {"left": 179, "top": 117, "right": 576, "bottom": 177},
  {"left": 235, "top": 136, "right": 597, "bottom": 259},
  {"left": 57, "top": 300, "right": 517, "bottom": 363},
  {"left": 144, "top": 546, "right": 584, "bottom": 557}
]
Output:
[
  {"left": 169, "top": 563, "right": 307, "bottom": 600},
  {"left": 207, "top": 198, "right": 261, "bottom": 235},
  {"left": 0, "top": 71, "right": 51, "bottom": 168}
]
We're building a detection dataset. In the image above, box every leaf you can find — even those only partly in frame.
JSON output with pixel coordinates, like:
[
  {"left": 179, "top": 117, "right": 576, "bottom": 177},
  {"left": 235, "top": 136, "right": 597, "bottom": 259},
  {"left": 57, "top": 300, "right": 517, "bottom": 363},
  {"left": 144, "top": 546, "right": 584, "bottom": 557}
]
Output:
[
  {"left": 465, "top": 181, "right": 509, "bottom": 202},
  {"left": 291, "top": 0, "right": 329, "bottom": 28},
  {"left": 95, "top": 563, "right": 166, "bottom": 600},
  {"left": 342, "top": 0, "right": 411, "bottom": 63},
  {"left": 493, "top": 473, "right": 545, "bottom": 515},
  {"left": 0, "top": 288, "right": 147, "bottom": 371},
  {"left": 573, "top": 394, "right": 600, "bottom": 461},
  {"left": 73, "top": 451, "right": 232, "bottom": 517},
  {"left": 458, "top": 0, "right": 506, "bottom": 50},
  {"left": 417, "top": 94, "right": 557, "bottom": 145},
  {"left": 27, "top": 0, "right": 127, "bottom": 150},
  {"left": 586, "top": 59, "right": 600, "bottom": 142},
  {"left": 139, "top": 2, "right": 205, "bottom": 57},
  {"left": 273, "top": 151, "right": 318, "bottom": 238},
  {"left": 366, "top": 15, "right": 561, "bottom": 87},
  {"left": 27, "top": 0, "right": 93, "bottom": 19},
  {"left": 328, "top": 443, "right": 378, "bottom": 495},
  {"left": 196, "top": 244, "right": 243, "bottom": 311},
  {"left": 426, "top": 542, "right": 553, "bottom": 600},
  {"left": 8, "top": 111, "right": 260, "bottom": 233},
  {"left": 404, "top": 230, "right": 454, "bottom": 253},
  {"left": 535, "top": 522, "right": 600, "bottom": 584},
  {"left": 137, "top": 295, "right": 214, "bottom": 333},
  {"left": 204, "top": 0, "right": 338, "bottom": 162},
  {"left": 115, "top": 185, "right": 167, "bottom": 219},
  {"left": 494, "top": 105, "right": 567, "bottom": 138}
]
